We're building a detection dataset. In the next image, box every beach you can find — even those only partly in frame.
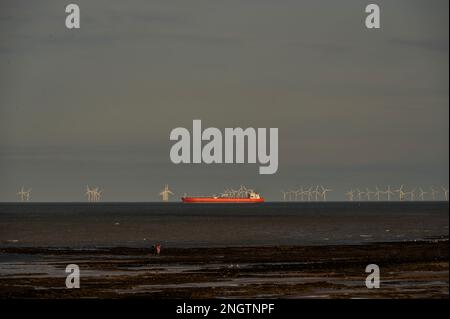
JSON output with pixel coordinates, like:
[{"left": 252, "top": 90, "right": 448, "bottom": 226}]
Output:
[{"left": 0, "top": 240, "right": 448, "bottom": 298}]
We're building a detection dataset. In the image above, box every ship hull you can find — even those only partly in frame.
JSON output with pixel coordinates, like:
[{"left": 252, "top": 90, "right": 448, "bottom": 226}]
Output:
[{"left": 182, "top": 197, "right": 264, "bottom": 203}]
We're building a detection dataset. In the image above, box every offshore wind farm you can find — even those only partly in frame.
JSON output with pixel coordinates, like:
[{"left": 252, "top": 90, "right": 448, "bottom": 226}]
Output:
[
  {"left": 280, "top": 185, "right": 449, "bottom": 202},
  {"left": 10, "top": 184, "right": 450, "bottom": 202}
]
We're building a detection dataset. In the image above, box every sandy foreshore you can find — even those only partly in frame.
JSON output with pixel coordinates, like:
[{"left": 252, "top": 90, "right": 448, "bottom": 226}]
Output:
[{"left": 0, "top": 240, "right": 448, "bottom": 298}]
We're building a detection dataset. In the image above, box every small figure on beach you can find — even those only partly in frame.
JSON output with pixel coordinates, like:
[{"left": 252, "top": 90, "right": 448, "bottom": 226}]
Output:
[{"left": 151, "top": 243, "right": 161, "bottom": 255}]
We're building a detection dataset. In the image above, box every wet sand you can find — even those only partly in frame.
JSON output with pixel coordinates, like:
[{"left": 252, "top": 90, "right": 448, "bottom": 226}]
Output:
[{"left": 0, "top": 240, "right": 448, "bottom": 298}]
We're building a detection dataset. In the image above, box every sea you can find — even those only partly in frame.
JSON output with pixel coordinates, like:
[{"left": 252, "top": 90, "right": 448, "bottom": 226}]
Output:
[{"left": 0, "top": 202, "right": 448, "bottom": 248}]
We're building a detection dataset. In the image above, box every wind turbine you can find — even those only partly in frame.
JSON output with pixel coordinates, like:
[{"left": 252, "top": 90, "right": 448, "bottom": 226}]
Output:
[
  {"left": 394, "top": 185, "right": 406, "bottom": 201},
  {"left": 290, "top": 190, "right": 298, "bottom": 201},
  {"left": 430, "top": 187, "right": 440, "bottom": 201},
  {"left": 299, "top": 189, "right": 304, "bottom": 201},
  {"left": 345, "top": 189, "right": 355, "bottom": 201},
  {"left": 365, "top": 188, "right": 375, "bottom": 201},
  {"left": 17, "top": 187, "right": 25, "bottom": 202},
  {"left": 306, "top": 186, "right": 314, "bottom": 201},
  {"left": 95, "top": 189, "right": 103, "bottom": 202},
  {"left": 85, "top": 185, "right": 94, "bottom": 202},
  {"left": 356, "top": 188, "right": 365, "bottom": 201},
  {"left": 292, "top": 190, "right": 297, "bottom": 201},
  {"left": 307, "top": 186, "right": 313, "bottom": 201},
  {"left": 24, "top": 188, "right": 32, "bottom": 201},
  {"left": 442, "top": 187, "right": 449, "bottom": 201},
  {"left": 298, "top": 187, "right": 305, "bottom": 201},
  {"left": 314, "top": 185, "right": 320, "bottom": 201},
  {"left": 384, "top": 186, "right": 395, "bottom": 201},
  {"left": 17, "top": 187, "right": 31, "bottom": 202},
  {"left": 418, "top": 187, "right": 428, "bottom": 201},
  {"left": 93, "top": 187, "right": 99, "bottom": 201},
  {"left": 375, "top": 186, "right": 382, "bottom": 201},
  {"left": 320, "top": 185, "right": 332, "bottom": 201},
  {"left": 407, "top": 187, "right": 417, "bottom": 201},
  {"left": 285, "top": 190, "right": 291, "bottom": 201},
  {"left": 290, "top": 190, "right": 297, "bottom": 201},
  {"left": 160, "top": 184, "right": 174, "bottom": 202}
]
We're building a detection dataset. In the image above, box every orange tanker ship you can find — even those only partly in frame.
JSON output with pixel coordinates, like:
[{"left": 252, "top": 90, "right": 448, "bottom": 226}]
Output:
[{"left": 182, "top": 190, "right": 264, "bottom": 203}]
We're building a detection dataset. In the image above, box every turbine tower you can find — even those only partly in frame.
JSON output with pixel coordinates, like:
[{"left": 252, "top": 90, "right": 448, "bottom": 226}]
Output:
[
  {"left": 297, "top": 187, "right": 305, "bottom": 201},
  {"left": 442, "top": 187, "right": 449, "bottom": 201},
  {"left": 314, "top": 185, "right": 320, "bottom": 201},
  {"left": 384, "top": 186, "right": 395, "bottom": 201},
  {"left": 356, "top": 188, "right": 365, "bottom": 201},
  {"left": 85, "top": 185, "right": 102, "bottom": 202},
  {"left": 85, "top": 185, "right": 93, "bottom": 202},
  {"left": 430, "top": 187, "right": 440, "bottom": 201},
  {"left": 375, "top": 186, "right": 382, "bottom": 201},
  {"left": 17, "top": 187, "right": 31, "bottom": 202},
  {"left": 320, "top": 185, "right": 332, "bottom": 201},
  {"left": 95, "top": 188, "right": 103, "bottom": 202},
  {"left": 306, "top": 186, "right": 314, "bottom": 201},
  {"left": 345, "top": 189, "right": 355, "bottom": 201},
  {"left": 407, "top": 187, "right": 417, "bottom": 201},
  {"left": 289, "top": 190, "right": 297, "bottom": 201},
  {"left": 93, "top": 187, "right": 100, "bottom": 202},
  {"left": 160, "top": 184, "right": 174, "bottom": 202},
  {"left": 294, "top": 189, "right": 302, "bottom": 201},
  {"left": 394, "top": 185, "right": 406, "bottom": 201},
  {"left": 25, "top": 188, "right": 31, "bottom": 201},
  {"left": 418, "top": 187, "right": 427, "bottom": 201},
  {"left": 365, "top": 188, "right": 375, "bottom": 201}
]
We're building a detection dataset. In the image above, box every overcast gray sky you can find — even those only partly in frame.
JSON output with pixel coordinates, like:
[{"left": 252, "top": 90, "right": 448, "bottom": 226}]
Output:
[{"left": 0, "top": 0, "right": 448, "bottom": 201}]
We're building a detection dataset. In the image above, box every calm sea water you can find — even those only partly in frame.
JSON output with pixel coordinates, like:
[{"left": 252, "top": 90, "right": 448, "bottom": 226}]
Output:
[{"left": 0, "top": 202, "right": 448, "bottom": 248}]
